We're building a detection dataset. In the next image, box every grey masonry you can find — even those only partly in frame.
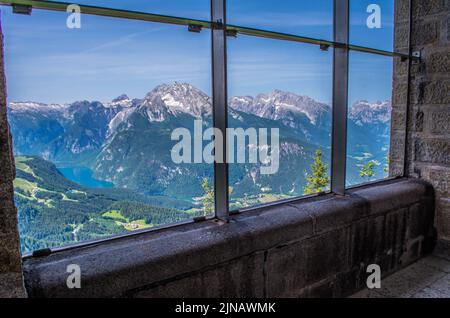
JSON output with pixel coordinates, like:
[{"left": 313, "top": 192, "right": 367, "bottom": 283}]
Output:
[{"left": 390, "top": 0, "right": 450, "bottom": 241}]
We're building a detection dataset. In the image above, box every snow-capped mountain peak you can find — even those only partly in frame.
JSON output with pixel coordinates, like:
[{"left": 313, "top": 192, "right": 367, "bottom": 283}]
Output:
[
  {"left": 230, "top": 89, "right": 331, "bottom": 126},
  {"left": 105, "top": 94, "right": 137, "bottom": 109},
  {"left": 349, "top": 100, "right": 391, "bottom": 126},
  {"left": 139, "top": 82, "right": 212, "bottom": 121},
  {"left": 8, "top": 101, "right": 67, "bottom": 113}
]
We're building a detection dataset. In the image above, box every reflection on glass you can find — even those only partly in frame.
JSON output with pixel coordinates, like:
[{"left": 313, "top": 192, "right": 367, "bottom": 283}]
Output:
[
  {"left": 228, "top": 0, "right": 333, "bottom": 40},
  {"left": 349, "top": 0, "right": 394, "bottom": 51},
  {"left": 346, "top": 52, "right": 393, "bottom": 187},
  {"left": 227, "top": 35, "right": 333, "bottom": 210},
  {"left": 3, "top": 9, "right": 213, "bottom": 253}
]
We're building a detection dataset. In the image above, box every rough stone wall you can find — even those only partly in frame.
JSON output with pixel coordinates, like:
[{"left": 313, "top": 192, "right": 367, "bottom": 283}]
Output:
[
  {"left": 0, "top": 19, "right": 26, "bottom": 298},
  {"left": 391, "top": 0, "right": 450, "bottom": 242}
]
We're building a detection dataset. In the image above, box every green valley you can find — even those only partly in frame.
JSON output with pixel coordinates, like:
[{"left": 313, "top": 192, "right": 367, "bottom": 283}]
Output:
[{"left": 14, "top": 156, "right": 199, "bottom": 254}]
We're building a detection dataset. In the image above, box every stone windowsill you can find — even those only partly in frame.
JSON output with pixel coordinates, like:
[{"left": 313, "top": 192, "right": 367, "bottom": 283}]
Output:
[{"left": 22, "top": 178, "right": 435, "bottom": 298}]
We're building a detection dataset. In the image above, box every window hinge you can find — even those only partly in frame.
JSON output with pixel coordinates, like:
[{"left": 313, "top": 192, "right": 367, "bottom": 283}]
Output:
[
  {"left": 12, "top": 4, "right": 32, "bottom": 15},
  {"left": 193, "top": 216, "right": 206, "bottom": 223},
  {"left": 188, "top": 24, "right": 203, "bottom": 33},
  {"left": 32, "top": 248, "right": 52, "bottom": 258}
]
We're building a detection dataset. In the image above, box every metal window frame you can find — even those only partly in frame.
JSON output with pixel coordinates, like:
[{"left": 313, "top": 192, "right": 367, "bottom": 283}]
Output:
[
  {"left": 330, "top": 0, "right": 350, "bottom": 195},
  {"left": 0, "top": 0, "right": 418, "bottom": 257},
  {"left": 211, "top": 0, "right": 229, "bottom": 221}
]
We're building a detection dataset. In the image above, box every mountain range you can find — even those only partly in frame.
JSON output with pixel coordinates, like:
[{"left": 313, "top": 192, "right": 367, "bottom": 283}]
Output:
[{"left": 8, "top": 82, "right": 392, "bottom": 204}]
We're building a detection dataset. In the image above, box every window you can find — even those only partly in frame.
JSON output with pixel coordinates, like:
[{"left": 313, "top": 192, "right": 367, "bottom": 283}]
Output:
[
  {"left": 227, "top": 35, "right": 332, "bottom": 210},
  {"left": 1, "top": 0, "right": 411, "bottom": 255},
  {"left": 3, "top": 6, "right": 213, "bottom": 254},
  {"left": 346, "top": 52, "right": 393, "bottom": 187}
]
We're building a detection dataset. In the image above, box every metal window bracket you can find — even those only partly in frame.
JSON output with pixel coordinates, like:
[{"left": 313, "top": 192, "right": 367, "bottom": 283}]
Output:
[
  {"left": 226, "top": 29, "right": 238, "bottom": 38},
  {"left": 193, "top": 216, "right": 207, "bottom": 223},
  {"left": 320, "top": 44, "right": 330, "bottom": 51},
  {"left": 412, "top": 50, "right": 421, "bottom": 64},
  {"left": 188, "top": 24, "right": 203, "bottom": 33},
  {"left": 32, "top": 248, "right": 52, "bottom": 258},
  {"left": 212, "top": 20, "right": 224, "bottom": 30},
  {"left": 12, "top": 4, "right": 32, "bottom": 15}
]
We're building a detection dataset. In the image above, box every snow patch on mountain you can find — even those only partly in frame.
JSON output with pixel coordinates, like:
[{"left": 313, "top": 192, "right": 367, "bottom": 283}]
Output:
[
  {"left": 229, "top": 90, "right": 331, "bottom": 125},
  {"left": 9, "top": 101, "right": 67, "bottom": 113},
  {"left": 349, "top": 100, "right": 391, "bottom": 126},
  {"left": 138, "top": 82, "right": 212, "bottom": 121}
]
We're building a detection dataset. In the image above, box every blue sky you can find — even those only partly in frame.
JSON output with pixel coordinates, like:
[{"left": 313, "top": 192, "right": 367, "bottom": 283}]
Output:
[{"left": 1, "top": 0, "right": 394, "bottom": 106}]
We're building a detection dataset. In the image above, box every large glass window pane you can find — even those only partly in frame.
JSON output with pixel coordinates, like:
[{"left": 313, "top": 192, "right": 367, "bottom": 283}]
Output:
[
  {"left": 227, "top": 36, "right": 332, "bottom": 210},
  {"left": 346, "top": 52, "right": 393, "bottom": 187},
  {"left": 350, "top": 0, "right": 394, "bottom": 51},
  {"left": 3, "top": 9, "right": 213, "bottom": 254},
  {"left": 227, "top": 0, "right": 333, "bottom": 41},
  {"left": 44, "top": 0, "right": 210, "bottom": 20}
]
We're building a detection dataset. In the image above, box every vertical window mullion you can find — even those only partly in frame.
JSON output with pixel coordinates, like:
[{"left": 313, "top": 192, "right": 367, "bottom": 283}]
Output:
[
  {"left": 331, "top": 0, "right": 350, "bottom": 195},
  {"left": 211, "top": 0, "right": 229, "bottom": 220}
]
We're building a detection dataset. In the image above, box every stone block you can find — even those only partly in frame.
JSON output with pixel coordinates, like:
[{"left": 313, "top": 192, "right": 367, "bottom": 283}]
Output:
[
  {"left": 425, "top": 167, "right": 450, "bottom": 196},
  {"left": 334, "top": 267, "right": 366, "bottom": 297},
  {"left": 0, "top": 273, "right": 26, "bottom": 298},
  {"left": 436, "top": 199, "right": 450, "bottom": 240},
  {"left": 419, "top": 80, "right": 450, "bottom": 104},
  {"left": 350, "top": 209, "right": 408, "bottom": 268},
  {"left": 0, "top": 200, "right": 19, "bottom": 234},
  {"left": 413, "top": 0, "right": 449, "bottom": 18},
  {"left": 390, "top": 109, "right": 406, "bottom": 131},
  {"left": 394, "top": 57, "right": 409, "bottom": 78},
  {"left": 389, "top": 160, "right": 404, "bottom": 177},
  {"left": 390, "top": 132, "right": 405, "bottom": 161},
  {"left": 408, "top": 201, "right": 435, "bottom": 240},
  {"left": 414, "top": 138, "right": 450, "bottom": 165},
  {"left": 394, "top": 25, "right": 409, "bottom": 50},
  {"left": 303, "top": 229, "right": 349, "bottom": 285},
  {"left": 265, "top": 229, "right": 349, "bottom": 297},
  {"left": 265, "top": 242, "right": 308, "bottom": 297},
  {"left": 392, "top": 82, "right": 408, "bottom": 106},
  {"left": 289, "top": 194, "right": 367, "bottom": 234},
  {"left": 428, "top": 51, "right": 450, "bottom": 74},
  {"left": 428, "top": 109, "right": 450, "bottom": 134},
  {"left": 132, "top": 252, "right": 265, "bottom": 298},
  {"left": 448, "top": 17, "right": 450, "bottom": 41},
  {"left": 412, "top": 21, "right": 439, "bottom": 46},
  {"left": 305, "top": 277, "right": 335, "bottom": 298},
  {"left": 395, "top": 0, "right": 410, "bottom": 23},
  {"left": 0, "top": 234, "right": 22, "bottom": 273}
]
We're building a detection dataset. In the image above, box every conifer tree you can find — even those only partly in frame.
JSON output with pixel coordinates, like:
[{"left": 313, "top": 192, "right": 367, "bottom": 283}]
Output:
[
  {"left": 201, "top": 178, "right": 214, "bottom": 216},
  {"left": 304, "top": 149, "right": 330, "bottom": 195}
]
